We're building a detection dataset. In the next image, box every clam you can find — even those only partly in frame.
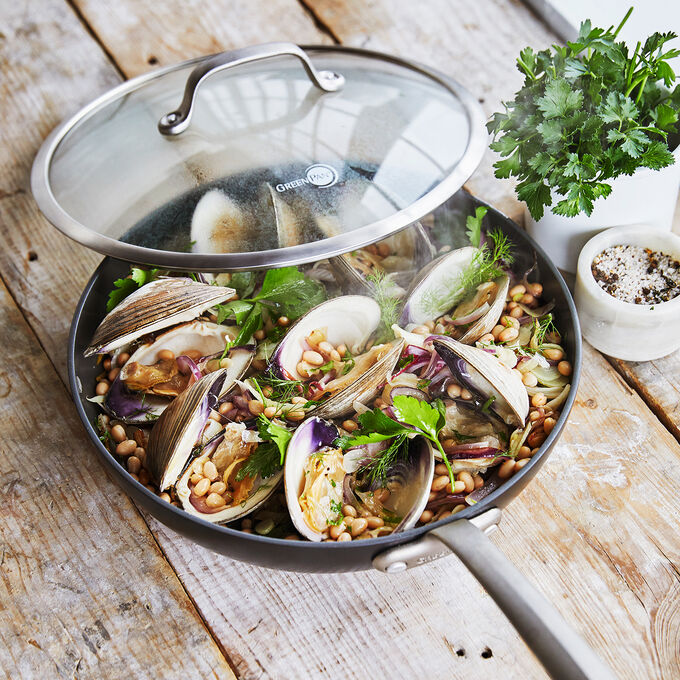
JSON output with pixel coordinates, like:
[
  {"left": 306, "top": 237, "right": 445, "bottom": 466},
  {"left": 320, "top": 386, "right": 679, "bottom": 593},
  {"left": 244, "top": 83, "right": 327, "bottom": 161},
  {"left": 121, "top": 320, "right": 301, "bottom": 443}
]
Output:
[
  {"left": 147, "top": 370, "right": 281, "bottom": 521},
  {"left": 433, "top": 337, "right": 529, "bottom": 427},
  {"left": 400, "top": 247, "right": 477, "bottom": 325},
  {"left": 176, "top": 422, "right": 283, "bottom": 524},
  {"left": 284, "top": 417, "right": 434, "bottom": 541},
  {"left": 400, "top": 247, "right": 509, "bottom": 344},
  {"left": 147, "top": 369, "right": 229, "bottom": 491},
  {"left": 266, "top": 184, "right": 306, "bottom": 249},
  {"left": 85, "top": 277, "right": 236, "bottom": 356},
  {"left": 105, "top": 335, "right": 254, "bottom": 425},
  {"left": 190, "top": 189, "right": 254, "bottom": 254},
  {"left": 330, "top": 223, "right": 436, "bottom": 296},
  {"left": 269, "top": 295, "right": 403, "bottom": 419}
]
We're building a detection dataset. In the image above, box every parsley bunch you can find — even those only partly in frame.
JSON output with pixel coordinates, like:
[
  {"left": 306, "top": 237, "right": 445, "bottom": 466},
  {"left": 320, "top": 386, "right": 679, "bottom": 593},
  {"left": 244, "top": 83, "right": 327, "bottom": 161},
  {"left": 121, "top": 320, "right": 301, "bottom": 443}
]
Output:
[{"left": 488, "top": 8, "right": 680, "bottom": 220}]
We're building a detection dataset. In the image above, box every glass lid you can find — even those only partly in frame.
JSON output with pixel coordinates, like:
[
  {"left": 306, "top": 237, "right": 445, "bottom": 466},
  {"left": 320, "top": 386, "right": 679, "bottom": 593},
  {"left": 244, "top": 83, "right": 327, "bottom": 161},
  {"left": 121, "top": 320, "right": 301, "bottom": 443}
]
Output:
[{"left": 32, "top": 43, "right": 486, "bottom": 271}]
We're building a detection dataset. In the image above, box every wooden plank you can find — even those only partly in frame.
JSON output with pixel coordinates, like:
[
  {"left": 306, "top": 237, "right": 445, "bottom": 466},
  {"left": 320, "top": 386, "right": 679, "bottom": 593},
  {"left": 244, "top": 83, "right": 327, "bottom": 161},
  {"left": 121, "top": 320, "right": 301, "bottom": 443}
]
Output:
[
  {"left": 72, "top": 0, "right": 334, "bottom": 78},
  {"left": 0, "top": 277, "right": 235, "bottom": 678},
  {"left": 611, "top": 353, "right": 680, "bottom": 442}
]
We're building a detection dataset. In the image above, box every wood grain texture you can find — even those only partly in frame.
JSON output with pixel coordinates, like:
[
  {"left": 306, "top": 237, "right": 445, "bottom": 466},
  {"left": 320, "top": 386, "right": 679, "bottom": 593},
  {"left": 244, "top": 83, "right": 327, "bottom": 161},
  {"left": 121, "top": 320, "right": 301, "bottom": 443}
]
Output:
[
  {"left": 612, "top": 352, "right": 680, "bottom": 442},
  {"left": 0, "top": 0, "right": 111, "bottom": 382},
  {"left": 0, "top": 277, "right": 235, "bottom": 678},
  {"left": 72, "top": 0, "right": 334, "bottom": 78}
]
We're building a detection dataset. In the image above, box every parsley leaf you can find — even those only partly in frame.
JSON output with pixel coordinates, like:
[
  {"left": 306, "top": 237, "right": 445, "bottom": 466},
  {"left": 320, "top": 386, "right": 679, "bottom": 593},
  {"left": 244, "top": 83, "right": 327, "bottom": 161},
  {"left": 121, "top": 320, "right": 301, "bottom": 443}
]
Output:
[
  {"left": 235, "top": 415, "right": 293, "bottom": 481},
  {"left": 230, "top": 271, "right": 256, "bottom": 299},
  {"left": 465, "top": 206, "right": 488, "bottom": 248},
  {"left": 256, "top": 415, "right": 293, "bottom": 465},
  {"left": 338, "top": 395, "right": 458, "bottom": 491},
  {"left": 216, "top": 299, "right": 254, "bottom": 325},
  {"left": 235, "top": 442, "right": 280, "bottom": 481},
  {"left": 106, "top": 268, "right": 160, "bottom": 312},
  {"left": 252, "top": 266, "right": 326, "bottom": 318}
]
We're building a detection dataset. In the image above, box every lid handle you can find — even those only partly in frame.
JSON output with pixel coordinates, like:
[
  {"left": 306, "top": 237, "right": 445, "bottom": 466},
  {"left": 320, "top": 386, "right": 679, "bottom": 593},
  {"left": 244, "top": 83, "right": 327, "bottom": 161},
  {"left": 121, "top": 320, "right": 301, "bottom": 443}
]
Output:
[{"left": 158, "top": 42, "right": 345, "bottom": 136}]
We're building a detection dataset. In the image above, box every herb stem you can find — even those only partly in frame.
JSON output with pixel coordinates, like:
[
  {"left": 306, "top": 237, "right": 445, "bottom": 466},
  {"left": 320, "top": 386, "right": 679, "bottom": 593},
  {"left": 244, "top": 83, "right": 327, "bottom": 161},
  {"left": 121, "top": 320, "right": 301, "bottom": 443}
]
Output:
[
  {"left": 613, "top": 6, "right": 633, "bottom": 38},
  {"left": 431, "top": 436, "right": 456, "bottom": 493}
]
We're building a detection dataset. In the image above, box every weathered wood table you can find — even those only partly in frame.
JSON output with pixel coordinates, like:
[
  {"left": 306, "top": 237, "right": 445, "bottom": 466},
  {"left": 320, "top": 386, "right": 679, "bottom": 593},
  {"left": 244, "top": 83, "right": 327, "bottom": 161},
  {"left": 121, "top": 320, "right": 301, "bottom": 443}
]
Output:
[{"left": 2, "top": 1, "right": 679, "bottom": 678}]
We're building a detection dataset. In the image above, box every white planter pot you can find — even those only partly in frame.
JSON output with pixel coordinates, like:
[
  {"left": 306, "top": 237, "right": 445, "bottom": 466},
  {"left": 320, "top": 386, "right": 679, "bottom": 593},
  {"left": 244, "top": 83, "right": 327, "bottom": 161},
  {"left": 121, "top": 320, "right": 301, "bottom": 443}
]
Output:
[{"left": 524, "top": 145, "right": 680, "bottom": 273}]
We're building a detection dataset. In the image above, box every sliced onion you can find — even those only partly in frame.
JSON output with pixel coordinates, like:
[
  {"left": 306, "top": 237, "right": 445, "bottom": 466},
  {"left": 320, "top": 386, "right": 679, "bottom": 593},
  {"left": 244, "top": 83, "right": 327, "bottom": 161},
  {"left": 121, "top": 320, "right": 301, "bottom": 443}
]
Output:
[
  {"left": 450, "top": 302, "right": 490, "bottom": 326},
  {"left": 405, "top": 344, "right": 431, "bottom": 359},
  {"left": 517, "top": 300, "right": 555, "bottom": 318},
  {"left": 545, "top": 384, "right": 571, "bottom": 411},
  {"left": 426, "top": 493, "right": 468, "bottom": 511},
  {"left": 176, "top": 355, "right": 202, "bottom": 383},
  {"left": 466, "top": 473, "right": 502, "bottom": 505},
  {"left": 446, "top": 448, "right": 499, "bottom": 459}
]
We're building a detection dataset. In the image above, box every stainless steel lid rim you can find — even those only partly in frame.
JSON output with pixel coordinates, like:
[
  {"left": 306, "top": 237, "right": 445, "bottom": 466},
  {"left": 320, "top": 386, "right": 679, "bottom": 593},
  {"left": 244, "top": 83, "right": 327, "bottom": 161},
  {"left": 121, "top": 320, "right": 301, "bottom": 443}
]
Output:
[{"left": 32, "top": 44, "right": 487, "bottom": 270}]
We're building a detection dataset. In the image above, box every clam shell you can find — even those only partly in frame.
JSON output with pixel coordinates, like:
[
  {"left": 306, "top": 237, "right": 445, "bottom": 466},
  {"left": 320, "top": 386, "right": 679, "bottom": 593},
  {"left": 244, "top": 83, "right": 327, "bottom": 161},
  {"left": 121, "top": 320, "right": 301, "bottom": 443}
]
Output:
[
  {"left": 386, "top": 437, "right": 434, "bottom": 533},
  {"left": 284, "top": 417, "right": 340, "bottom": 541},
  {"left": 459, "top": 275, "right": 509, "bottom": 344},
  {"left": 176, "top": 422, "right": 282, "bottom": 524},
  {"left": 310, "top": 339, "right": 404, "bottom": 420},
  {"left": 147, "top": 369, "right": 228, "bottom": 491},
  {"left": 269, "top": 295, "right": 403, "bottom": 420},
  {"left": 190, "top": 189, "right": 254, "bottom": 254},
  {"left": 271, "top": 295, "right": 381, "bottom": 375},
  {"left": 86, "top": 278, "right": 236, "bottom": 356},
  {"left": 285, "top": 418, "right": 434, "bottom": 541},
  {"left": 118, "top": 320, "right": 238, "bottom": 382},
  {"left": 267, "top": 184, "right": 306, "bottom": 249},
  {"left": 400, "top": 246, "right": 478, "bottom": 325},
  {"left": 433, "top": 337, "right": 529, "bottom": 427},
  {"left": 105, "top": 343, "right": 253, "bottom": 425}
]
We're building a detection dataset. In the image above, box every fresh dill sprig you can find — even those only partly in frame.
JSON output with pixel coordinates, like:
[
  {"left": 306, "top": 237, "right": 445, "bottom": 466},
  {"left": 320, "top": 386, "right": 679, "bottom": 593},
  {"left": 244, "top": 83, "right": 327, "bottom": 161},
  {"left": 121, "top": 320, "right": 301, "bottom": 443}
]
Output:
[
  {"left": 252, "top": 373, "right": 307, "bottom": 405},
  {"left": 366, "top": 270, "right": 400, "bottom": 343},
  {"left": 420, "top": 224, "right": 515, "bottom": 320},
  {"left": 356, "top": 433, "right": 409, "bottom": 486},
  {"left": 532, "top": 313, "right": 558, "bottom": 348}
]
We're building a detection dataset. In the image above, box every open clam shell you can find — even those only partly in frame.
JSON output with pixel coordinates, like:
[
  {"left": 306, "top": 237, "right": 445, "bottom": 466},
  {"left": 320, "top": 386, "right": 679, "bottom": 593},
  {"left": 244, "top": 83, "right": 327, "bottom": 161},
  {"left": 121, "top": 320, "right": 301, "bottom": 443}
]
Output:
[
  {"left": 269, "top": 295, "right": 404, "bottom": 419},
  {"left": 190, "top": 189, "right": 254, "bottom": 254},
  {"left": 458, "top": 275, "right": 509, "bottom": 344},
  {"left": 118, "top": 320, "right": 238, "bottom": 385},
  {"left": 400, "top": 246, "right": 478, "bottom": 325},
  {"left": 433, "top": 337, "right": 529, "bottom": 427},
  {"left": 330, "top": 223, "right": 436, "bottom": 296},
  {"left": 106, "top": 342, "right": 254, "bottom": 425},
  {"left": 284, "top": 417, "right": 340, "bottom": 542},
  {"left": 85, "top": 278, "right": 236, "bottom": 356},
  {"left": 176, "top": 422, "right": 283, "bottom": 524},
  {"left": 146, "top": 369, "right": 229, "bottom": 491},
  {"left": 285, "top": 418, "right": 435, "bottom": 541}
]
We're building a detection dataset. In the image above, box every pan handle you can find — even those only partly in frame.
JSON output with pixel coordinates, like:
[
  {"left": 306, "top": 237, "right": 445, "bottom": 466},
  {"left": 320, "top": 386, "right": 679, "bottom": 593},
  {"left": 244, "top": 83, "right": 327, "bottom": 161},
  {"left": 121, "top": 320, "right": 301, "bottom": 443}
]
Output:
[
  {"left": 158, "top": 42, "right": 345, "bottom": 136},
  {"left": 429, "top": 519, "right": 617, "bottom": 680}
]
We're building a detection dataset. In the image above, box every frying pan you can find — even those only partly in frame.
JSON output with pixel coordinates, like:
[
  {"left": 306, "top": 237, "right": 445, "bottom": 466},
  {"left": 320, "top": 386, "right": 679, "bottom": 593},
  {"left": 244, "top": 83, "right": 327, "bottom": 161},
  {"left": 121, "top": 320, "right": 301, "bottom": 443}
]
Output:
[{"left": 69, "top": 189, "right": 615, "bottom": 680}]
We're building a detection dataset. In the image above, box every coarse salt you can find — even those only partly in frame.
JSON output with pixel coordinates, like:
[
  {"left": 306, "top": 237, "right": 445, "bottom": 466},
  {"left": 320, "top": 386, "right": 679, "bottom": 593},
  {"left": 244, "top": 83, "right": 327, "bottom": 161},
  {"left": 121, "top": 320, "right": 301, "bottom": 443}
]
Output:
[{"left": 591, "top": 244, "right": 680, "bottom": 305}]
